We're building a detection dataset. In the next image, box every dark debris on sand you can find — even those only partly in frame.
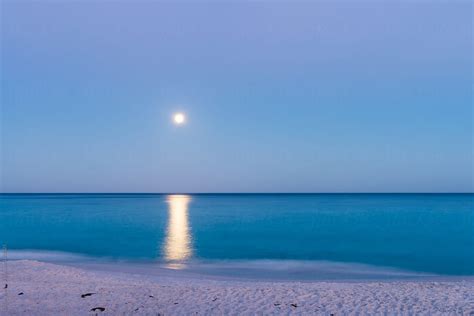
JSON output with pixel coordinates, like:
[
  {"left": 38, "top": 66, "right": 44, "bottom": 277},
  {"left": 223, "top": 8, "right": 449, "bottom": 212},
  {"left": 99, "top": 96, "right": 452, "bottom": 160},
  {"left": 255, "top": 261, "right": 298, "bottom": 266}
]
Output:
[{"left": 81, "top": 293, "right": 96, "bottom": 298}]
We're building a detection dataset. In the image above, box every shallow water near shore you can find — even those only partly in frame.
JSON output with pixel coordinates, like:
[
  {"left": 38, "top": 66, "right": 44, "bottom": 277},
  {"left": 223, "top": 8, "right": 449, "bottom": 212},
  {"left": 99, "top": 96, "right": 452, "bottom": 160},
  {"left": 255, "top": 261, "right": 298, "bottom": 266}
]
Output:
[
  {"left": 6, "top": 252, "right": 439, "bottom": 282},
  {"left": 1, "top": 193, "right": 473, "bottom": 280}
]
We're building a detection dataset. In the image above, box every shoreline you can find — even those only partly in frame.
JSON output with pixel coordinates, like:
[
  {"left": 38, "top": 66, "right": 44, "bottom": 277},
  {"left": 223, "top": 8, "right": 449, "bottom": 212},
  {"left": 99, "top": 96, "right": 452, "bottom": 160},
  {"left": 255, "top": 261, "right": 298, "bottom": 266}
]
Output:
[
  {"left": 6, "top": 249, "right": 474, "bottom": 284},
  {"left": 7, "top": 249, "right": 472, "bottom": 283},
  {"left": 1, "top": 260, "right": 473, "bottom": 315},
  {"left": 67, "top": 259, "right": 474, "bottom": 284}
]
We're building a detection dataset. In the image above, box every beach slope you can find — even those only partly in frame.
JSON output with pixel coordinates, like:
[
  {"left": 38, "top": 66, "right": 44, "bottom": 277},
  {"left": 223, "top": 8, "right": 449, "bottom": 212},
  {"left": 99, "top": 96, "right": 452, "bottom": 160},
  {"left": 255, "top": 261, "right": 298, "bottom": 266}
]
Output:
[{"left": 1, "top": 260, "right": 473, "bottom": 315}]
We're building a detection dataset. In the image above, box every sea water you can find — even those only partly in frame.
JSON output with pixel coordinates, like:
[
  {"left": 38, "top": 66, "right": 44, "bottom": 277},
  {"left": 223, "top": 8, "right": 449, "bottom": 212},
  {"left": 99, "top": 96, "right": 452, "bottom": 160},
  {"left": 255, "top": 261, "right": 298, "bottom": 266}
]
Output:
[{"left": 1, "top": 193, "right": 473, "bottom": 279}]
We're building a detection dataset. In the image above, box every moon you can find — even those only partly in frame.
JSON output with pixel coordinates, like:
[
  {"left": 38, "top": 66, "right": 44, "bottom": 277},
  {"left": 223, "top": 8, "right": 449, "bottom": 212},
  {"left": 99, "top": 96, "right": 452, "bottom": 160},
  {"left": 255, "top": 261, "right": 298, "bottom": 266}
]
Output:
[{"left": 173, "top": 112, "right": 186, "bottom": 125}]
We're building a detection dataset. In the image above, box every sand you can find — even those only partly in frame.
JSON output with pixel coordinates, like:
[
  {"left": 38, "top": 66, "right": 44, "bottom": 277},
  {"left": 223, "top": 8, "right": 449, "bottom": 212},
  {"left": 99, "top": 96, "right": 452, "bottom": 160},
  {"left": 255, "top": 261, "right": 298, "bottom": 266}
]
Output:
[{"left": 1, "top": 260, "right": 473, "bottom": 315}]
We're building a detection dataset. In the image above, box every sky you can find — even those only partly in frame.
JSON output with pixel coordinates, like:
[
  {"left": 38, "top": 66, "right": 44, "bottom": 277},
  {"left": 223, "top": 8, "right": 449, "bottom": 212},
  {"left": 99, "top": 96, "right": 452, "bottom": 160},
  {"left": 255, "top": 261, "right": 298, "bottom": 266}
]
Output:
[{"left": 1, "top": 1, "right": 473, "bottom": 193}]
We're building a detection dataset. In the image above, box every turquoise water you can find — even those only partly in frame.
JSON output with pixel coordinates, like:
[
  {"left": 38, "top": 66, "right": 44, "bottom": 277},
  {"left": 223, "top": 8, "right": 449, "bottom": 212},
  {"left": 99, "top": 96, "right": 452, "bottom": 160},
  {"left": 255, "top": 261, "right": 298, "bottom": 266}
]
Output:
[{"left": 1, "top": 194, "right": 473, "bottom": 278}]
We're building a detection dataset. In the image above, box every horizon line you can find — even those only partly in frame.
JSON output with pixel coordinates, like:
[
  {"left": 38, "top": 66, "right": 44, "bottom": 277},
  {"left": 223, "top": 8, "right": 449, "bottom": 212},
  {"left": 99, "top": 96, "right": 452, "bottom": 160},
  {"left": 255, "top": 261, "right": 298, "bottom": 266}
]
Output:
[{"left": 1, "top": 192, "right": 473, "bottom": 195}]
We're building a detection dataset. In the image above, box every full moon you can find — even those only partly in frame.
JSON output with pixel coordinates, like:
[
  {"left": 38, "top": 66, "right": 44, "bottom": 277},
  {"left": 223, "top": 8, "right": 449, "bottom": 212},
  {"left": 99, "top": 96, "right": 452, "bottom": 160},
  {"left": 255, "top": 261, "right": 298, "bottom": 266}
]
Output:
[{"left": 173, "top": 113, "right": 186, "bottom": 125}]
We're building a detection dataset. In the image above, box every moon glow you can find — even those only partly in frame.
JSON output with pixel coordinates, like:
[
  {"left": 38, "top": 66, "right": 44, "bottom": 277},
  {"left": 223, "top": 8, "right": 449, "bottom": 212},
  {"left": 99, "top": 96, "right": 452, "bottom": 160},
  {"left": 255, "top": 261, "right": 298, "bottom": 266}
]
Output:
[{"left": 173, "top": 113, "right": 186, "bottom": 125}]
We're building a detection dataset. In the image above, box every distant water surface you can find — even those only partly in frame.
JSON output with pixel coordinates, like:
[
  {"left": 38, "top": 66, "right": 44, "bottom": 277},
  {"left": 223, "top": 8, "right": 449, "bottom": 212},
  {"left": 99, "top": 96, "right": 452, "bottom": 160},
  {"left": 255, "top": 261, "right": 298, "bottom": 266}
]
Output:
[{"left": 1, "top": 194, "right": 473, "bottom": 279}]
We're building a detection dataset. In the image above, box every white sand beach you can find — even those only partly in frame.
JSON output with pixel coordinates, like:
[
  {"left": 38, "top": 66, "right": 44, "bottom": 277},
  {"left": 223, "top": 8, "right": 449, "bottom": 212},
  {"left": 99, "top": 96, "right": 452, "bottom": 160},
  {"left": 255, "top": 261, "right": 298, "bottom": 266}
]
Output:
[{"left": 1, "top": 260, "right": 473, "bottom": 315}]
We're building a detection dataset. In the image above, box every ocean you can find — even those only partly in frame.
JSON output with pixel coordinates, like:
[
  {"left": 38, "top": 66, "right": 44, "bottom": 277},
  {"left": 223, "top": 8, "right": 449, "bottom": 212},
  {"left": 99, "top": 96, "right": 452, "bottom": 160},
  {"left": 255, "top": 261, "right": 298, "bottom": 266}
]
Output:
[{"left": 1, "top": 193, "right": 473, "bottom": 280}]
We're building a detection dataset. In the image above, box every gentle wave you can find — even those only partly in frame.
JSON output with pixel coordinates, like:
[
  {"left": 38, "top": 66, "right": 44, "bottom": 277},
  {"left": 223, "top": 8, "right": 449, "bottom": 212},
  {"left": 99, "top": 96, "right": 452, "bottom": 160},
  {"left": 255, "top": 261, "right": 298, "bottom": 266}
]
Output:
[
  {"left": 179, "top": 259, "right": 435, "bottom": 281},
  {"left": 4, "top": 249, "right": 439, "bottom": 281},
  {"left": 5, "top": 249, "right": 91, "bottom": 262}
]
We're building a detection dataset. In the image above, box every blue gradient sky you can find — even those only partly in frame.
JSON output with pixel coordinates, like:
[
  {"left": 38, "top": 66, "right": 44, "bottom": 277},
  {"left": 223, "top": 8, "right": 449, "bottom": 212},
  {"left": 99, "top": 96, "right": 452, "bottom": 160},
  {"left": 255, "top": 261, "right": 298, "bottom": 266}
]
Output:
[{"left": 1, "top": 1, "right": 472, "bottom": 193}]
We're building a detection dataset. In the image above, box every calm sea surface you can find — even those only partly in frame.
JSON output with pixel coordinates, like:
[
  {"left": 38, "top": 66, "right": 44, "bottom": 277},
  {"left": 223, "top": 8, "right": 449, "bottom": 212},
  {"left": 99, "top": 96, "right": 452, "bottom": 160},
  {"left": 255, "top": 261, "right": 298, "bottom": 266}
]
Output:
[{"left": 1, "top": 194, "right": 473, "bottom": 279}]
